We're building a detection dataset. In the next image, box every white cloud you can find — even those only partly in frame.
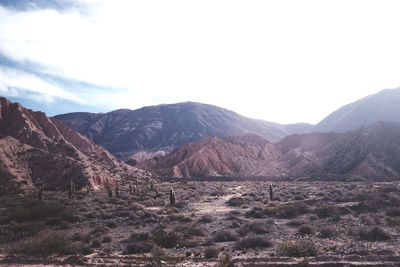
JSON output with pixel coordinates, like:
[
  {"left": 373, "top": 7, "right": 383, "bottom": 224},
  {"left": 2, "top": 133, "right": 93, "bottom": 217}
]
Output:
[
  {"left": 0, "top": 66, "right": 85, "bottom": 103},
  {"left": 0, "top": 66, "right": 140, "bottom": 110},
  {"left": 1, "top": 0, "right": 400, "bottom": 123}
]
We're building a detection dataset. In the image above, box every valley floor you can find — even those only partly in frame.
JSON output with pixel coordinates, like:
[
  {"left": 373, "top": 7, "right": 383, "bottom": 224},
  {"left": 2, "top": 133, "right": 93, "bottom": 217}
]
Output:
[{"left": 1, "top": 180, "right": 400, "bottom": 266}]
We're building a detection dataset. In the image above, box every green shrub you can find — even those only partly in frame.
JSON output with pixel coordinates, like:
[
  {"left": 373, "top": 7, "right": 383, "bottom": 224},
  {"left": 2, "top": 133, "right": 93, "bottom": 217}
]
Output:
[
  {"left": 125, "top": 242, "right": 153, "bottom": 254},
  {"left": 13, "top": 231, "right": 76, "bottom": 256},
  {"left": 226, "top": 197, "right": 246, "bottom": 207},
  {"left": 45, "top": 217, "right": 63, "bottom": 226},
  {"left": 265, "top": 203, "right": 309, "bottom": 219},
  {"left": 80, "top": 245, "right": 93, "bottom": 255},
  {"left": 204, "top": 246, "right": 219, "bottom": 258},
  {"left": 131, "top": 232, "right": 150, "bottom": 241},
  {"left": 386, "top": 217, "right": 400, "bottom": 227},
  {"left": 102, "top": 235, "right": 112, "bottom": 243},
  {"left": 150, "top": 246, "right": 170, "bottom": 263},
  {"left": 276, "top": 240, "right": 317, "bottom": 257},
  {"left": 168, "top": 214, "right": 193, "bottom": 222},
  {"left": 152, "top": 228, "right": 179, "bottom": 248},
  {"left": 297, "top": 224, "right": 314, "bottom": 236},
  {"left": 314, "top": 206, "right": 338, "bottom": 219},
  {"left": 218, "top": 253, "right": 234, "bottom": 267},
  {"left": 90, "top": 226, "right": 110, "bottom": 237},
  {"left": 177, "top": 226, "right": 206, "bottom": 238},
  {"left": 385, "top": 208, "right": 400, "bottom": 217},
  {"left": 238, "top": 221, "right": 271, "bottom": 236},
  {"left": 198, "top": 215, "right": 213, "bottom": 223},
  {"left": 358, "top": 226, "right": 391, "bottom": 241},
  {"left": 71, "top": 232, "right": 85, "bottom": 242},
  {"left": 237, "top": 235, "right": 272, "bottom": 249},
  {"left": 287, "top": 219, "right": 307, "bottom": 227},
  {"left": 318, "top": 226, "right": 338, "bottom": 238},
  {"left": 245, "top": 207, "right": 265, "bottom": 219},
  {"left": 91, "top": 239, "right": 102, "bottom": 248},
  {"left": 213, "top": 230, "right": 238, "bottom": 243},
  {"left": 9, "top": 221, "right": 44, "bottom": 238},
  {"left": 3, "top": 202, "right": 73, "bottom": 223},
  {"left": 106, "top": 221, "right": 117, "bottom": 228}
]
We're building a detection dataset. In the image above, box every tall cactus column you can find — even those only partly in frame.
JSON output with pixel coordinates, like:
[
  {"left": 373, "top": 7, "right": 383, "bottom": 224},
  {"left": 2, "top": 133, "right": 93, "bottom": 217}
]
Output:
[
  {"left": 170, "top": 188, "right": 176, "bottom": 206},
  {"left": 269, "top": 184, "right": 273, "bottom": 201}
]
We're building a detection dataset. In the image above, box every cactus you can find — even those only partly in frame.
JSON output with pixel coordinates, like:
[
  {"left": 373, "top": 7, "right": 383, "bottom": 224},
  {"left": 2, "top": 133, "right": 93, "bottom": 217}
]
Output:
[
  {"left": 269, "top": 184, "right": 273, "bottom": 201},
  {"left": 169, "top": 188, "right": 175, "bottom": 206},
  {"left": 150, "top": 181, "right": 154, "bottom": 191},
  {"left": 115, "top": 182, "right": 120, "bottom": 197},
  {"left": 38, "top": 184, "right": 43, "bottom": 202},
  {"left": 107, "top": 186, "right": 113, "bottom": 198},
  {"left": 68, "top": 180, "right": 75, "bottom": 199}
]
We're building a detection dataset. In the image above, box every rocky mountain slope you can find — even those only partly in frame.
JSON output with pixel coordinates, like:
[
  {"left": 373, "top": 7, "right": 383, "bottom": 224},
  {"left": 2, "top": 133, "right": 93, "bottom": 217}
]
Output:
[
  {"left": 316, "top": 121, "right": 400, "bottom": 178},
  {"left": 139, "top": 134, "right": 287, "bottom": 177},
  {"left": 55, "top": 102, "right": 312, "bottom": 160},
  {"left": 141, "top": 122, "right": 400, "bottom": 180},
  {"left": 0, "top": 97, "right": 149, "bottom": 193},
  {"left": 314, "top": 88, "right": 400, "bottom": 132}
]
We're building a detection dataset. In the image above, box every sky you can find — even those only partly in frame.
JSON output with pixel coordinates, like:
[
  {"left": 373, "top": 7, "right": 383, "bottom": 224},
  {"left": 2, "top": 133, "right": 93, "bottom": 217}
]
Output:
[{"left": 1, "top": 0, "right": 400, "bottom": 124}]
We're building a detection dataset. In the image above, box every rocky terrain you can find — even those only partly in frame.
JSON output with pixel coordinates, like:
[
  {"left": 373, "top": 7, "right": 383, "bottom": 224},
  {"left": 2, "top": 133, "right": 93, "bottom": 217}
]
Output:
[
  {"left": 0, "top": 97, "right": 151, "bottom": 193},
  {"left": 54, "top": 102, "right": 313, "bottom": 160},
  {"left": 1, "top": 179, "right": 400, "bottom": 266},
  {"left": 140, "top": 122, "right": 400, "bottom": 180},
  {"left": 314, "top": 88, "right": 400, "bottom": 132}
]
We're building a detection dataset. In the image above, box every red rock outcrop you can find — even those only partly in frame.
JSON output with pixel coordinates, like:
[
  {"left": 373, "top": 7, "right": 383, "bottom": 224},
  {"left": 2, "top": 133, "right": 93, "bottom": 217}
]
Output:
[
  {"left": 139, "top": 134, "right": 287, "bottom": 178},
  {"left": 140, "top": 123, "right": 400, "bottom": 180},
  {"left": 0, "top": 97, "right": 150, "bottom": 193}
]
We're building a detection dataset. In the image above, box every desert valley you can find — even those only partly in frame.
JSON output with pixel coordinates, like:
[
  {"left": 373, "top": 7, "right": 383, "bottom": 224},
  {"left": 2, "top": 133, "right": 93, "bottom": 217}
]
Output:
[
  {"left": 1, "top": 89, "right": 400, "bottom": 266},
  {"left": 2, "top": 1, "right": 400, "bottom": 265}
]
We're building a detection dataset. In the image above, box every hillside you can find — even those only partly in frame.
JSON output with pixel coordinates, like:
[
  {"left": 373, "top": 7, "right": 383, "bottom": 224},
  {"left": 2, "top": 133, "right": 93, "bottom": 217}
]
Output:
[
  {"left": 0, "top": 97, "right": 150, "bottom": 193},
  {"left": 139, "top": 134, "right": 286, "bottom": 177}
]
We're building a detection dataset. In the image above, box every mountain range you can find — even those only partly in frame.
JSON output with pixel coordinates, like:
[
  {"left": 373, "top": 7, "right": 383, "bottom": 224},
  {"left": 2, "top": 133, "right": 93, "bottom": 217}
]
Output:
[
  {"left": 55, "top": 88, "right": 400, "bottom": 163},
  {"left": 139, "top": 121, "right": 400, "bottom": 180},
  {"left": 1, "top": 87, "right": 400, "bottom": 188},
  {"left": 54, "top": 102, "right": 313, "bottom": 160},
  {"left": 0, "top": 97, "right": 150, "bottom": 193}
]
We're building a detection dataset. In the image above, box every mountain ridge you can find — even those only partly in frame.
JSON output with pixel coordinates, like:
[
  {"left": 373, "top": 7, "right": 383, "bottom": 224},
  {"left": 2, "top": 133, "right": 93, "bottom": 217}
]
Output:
[
  {"left": 55, "top": 101, "right": 313, "bottom": 159},
  {"left": 314, "top": 88, "right": 400, "bottom": 132}
]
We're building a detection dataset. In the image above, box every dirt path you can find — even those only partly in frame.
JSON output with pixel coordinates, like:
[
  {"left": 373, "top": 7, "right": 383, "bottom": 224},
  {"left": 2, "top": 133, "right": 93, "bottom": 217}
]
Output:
[{"left": 189, "top": 185, "right": 245, "bottom": 215}]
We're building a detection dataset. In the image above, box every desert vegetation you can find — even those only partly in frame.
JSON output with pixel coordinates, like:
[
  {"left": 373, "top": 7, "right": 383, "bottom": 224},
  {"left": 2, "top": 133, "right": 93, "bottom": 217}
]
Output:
[{"left": 1, "top": 180, "right": 400, "bottom": 265}]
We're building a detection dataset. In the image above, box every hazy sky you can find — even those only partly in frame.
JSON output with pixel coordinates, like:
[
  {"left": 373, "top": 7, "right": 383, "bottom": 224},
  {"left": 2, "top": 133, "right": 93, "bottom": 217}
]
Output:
[{"left": 1, "top": 0, "right": 400, "bottom": 124}]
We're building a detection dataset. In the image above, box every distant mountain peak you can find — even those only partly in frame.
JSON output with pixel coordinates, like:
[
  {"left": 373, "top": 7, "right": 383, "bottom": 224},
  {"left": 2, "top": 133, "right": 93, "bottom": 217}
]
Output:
[{"left": 314, "top": 88, "right": 400, "bottom": 133}]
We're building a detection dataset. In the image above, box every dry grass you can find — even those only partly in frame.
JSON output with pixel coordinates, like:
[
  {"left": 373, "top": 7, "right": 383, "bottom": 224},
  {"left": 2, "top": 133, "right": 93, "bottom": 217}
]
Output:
[{"left": 1, "top": 180, "right": 400, "bottom": 264}]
